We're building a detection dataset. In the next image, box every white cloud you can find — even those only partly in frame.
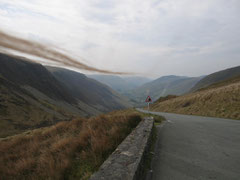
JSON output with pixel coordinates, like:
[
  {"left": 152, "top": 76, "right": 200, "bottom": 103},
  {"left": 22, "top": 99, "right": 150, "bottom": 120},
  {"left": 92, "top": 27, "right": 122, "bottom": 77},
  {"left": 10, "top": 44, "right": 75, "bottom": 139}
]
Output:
[{"left": 0, "top": 0, "right": 239, "bottom": 77}]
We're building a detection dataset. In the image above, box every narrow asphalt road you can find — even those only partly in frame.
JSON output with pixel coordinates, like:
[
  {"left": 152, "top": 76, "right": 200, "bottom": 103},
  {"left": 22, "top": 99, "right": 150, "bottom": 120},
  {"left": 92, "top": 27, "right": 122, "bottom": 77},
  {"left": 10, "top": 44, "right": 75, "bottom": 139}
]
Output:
[{"left": 137, "top": 109, "right": 240, "bottom": 180}]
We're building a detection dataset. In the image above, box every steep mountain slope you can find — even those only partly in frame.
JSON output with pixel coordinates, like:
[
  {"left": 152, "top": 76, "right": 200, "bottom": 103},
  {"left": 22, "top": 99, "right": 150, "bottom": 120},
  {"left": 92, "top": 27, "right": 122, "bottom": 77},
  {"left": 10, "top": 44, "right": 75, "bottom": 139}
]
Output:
[
  {"left": 46, "top": 67, "right": 131, "bottom": 112},
  {"left": 150, "top": 75, "right": 240, "bottom": 120},
  {"left": 0, "top": 76, "right": 77, "bottom": 137},
  {"left": 88, "top": 74, "right": 151, "bottom": 93},
  {"left": 0, "top": 53, "right": 83, "bottom": 137},
  {"left": 0, "top": 53, "right": 76, "bottom": 104},
  {"left": 127, "top": 75, "right": 203, "bottom": 102},
  {"left": 191, "top": 66, "right": 240, "bottom": 92},
  {"left": 0, "top": 53, "right": 130, "bottom": 137}
]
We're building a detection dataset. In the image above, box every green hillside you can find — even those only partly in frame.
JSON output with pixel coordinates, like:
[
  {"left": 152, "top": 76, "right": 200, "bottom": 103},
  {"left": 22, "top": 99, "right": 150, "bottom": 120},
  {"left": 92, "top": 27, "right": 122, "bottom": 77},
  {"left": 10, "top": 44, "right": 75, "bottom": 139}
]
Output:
[
  {"left": 0, "top": 53, "right": 130, "bottom": 137},
  {"left": 47, "top": 67, "right": 131, "bottom": 112}
]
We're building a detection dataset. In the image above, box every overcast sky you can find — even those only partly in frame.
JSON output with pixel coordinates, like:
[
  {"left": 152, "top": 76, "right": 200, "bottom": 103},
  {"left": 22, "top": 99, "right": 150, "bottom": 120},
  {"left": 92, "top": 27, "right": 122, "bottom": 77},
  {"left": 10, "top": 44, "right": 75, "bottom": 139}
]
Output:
[{"left": 0, "top": 0, "right": 239, "bottom": 78}]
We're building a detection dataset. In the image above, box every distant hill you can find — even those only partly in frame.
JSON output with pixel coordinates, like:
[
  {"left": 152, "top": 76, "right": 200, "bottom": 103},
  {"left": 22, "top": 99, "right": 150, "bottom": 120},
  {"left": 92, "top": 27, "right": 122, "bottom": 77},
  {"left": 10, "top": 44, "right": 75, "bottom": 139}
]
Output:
[
  {"left": 0, "top": 53, "right": 130, "bottom": 137},
  {"left": 87, "top": 74, "right": 152, "bottom": 93},
  {"left": 191, "top": 66, "right": 240, "bottom": 92},
  {"left": 150, "top": 75, "right": 240, "bottom": 120},
  {"left": 47, "top": 67, "right": 131, "bottom": 112},
  {"left": 126, "top": 75, "right": 203, "bottom": 103},
  {"left": 123, "top": 76, "right": 153, "bottom": 88}
]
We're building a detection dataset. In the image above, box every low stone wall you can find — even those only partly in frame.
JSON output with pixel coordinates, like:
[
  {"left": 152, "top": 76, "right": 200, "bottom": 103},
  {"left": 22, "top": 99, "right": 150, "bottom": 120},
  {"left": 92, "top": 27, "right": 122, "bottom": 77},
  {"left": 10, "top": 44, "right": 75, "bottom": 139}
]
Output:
[{"left": 89, "top": 117, "right": 154, "bottom": 180}]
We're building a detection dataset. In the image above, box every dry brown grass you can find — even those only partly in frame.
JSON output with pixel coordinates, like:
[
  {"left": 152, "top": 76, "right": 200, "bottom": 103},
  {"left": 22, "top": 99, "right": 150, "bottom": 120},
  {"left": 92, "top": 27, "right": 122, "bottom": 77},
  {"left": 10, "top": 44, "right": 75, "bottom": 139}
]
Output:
[
  {"left": 155, "top": 95, "right": 178, "bottom": 104},
  {"left": 151, "top": 81, "right": 240, "bottom": 120},
  {"left": 0, "top": 109, "right": 141, "bottom": 180}
]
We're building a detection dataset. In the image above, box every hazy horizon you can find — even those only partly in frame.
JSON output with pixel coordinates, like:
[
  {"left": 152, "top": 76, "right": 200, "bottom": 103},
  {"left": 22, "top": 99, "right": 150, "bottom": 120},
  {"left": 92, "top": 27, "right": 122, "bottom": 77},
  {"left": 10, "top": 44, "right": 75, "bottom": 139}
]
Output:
[{"left": 0, "top": 0, "right": 239, "bottom": 78}]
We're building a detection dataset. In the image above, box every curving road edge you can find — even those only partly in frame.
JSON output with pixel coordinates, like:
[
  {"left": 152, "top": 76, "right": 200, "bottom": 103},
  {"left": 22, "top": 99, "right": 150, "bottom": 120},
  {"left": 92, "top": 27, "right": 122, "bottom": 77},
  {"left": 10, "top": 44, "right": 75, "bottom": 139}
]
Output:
[{"left": 137, "top": 108, "right": 240, "bottom": 180}]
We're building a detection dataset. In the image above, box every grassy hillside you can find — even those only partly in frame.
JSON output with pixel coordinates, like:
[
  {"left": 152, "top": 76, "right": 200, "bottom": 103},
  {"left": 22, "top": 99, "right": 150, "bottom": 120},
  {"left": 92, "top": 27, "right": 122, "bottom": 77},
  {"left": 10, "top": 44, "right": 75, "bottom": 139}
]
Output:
[
  {"left": 0, "top": 54, "right": 87, "bottom": 137},
  {"left": 0, "top": 53, "right": 76, "bottom": 104},
  {"left": 0, "top": 68, "right": 78, "bottom": 138},
  {"left": 47, "top": 67, "right": 131, "bottom": 112},
  {"left": 127, "top": 75, "right": 203, "bottom": 103},
  {"left": 150, "top": 76, "right": 240, "bottom": 120},
  {"left": 0, "top": 53, "right": 131, "bottom": 137},
  {"left": 154, "top": 95, "right": 178, "bottom": 104},
  {"left": 0, "top": 109, "right": 141, "bottom": 180},
  {"left": 191, "top": 66, "right": 240, "bottom": 92}
]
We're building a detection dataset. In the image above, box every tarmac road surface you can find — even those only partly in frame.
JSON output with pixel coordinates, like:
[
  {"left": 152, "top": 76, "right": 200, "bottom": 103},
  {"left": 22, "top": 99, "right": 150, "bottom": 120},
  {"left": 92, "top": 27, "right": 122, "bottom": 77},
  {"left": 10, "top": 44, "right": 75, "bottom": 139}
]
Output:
[{"left": 137, "top": 109, "right": 240, "bottom": 180}]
